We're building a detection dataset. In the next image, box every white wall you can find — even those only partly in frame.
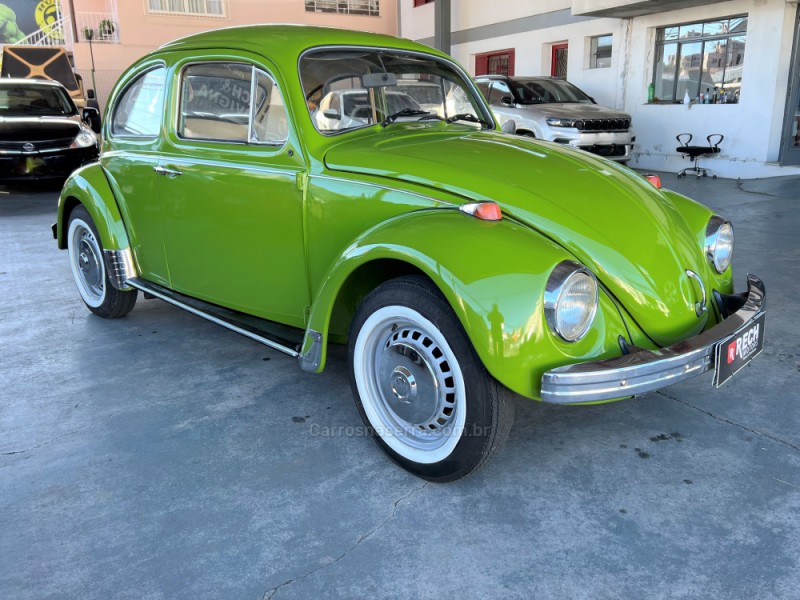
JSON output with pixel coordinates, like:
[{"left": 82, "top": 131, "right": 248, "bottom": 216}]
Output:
[
  {"left": 449, "top": 17, "right": 627, "bottom": 110},
  {"left": 401, "top": 0, "right": 800, "bottom": 178},
  {"left": 623, "top": 0, "right": 800, "bottom": 178}
]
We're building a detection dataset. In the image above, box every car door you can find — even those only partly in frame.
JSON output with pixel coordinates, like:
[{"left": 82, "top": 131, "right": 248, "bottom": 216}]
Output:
[
  {"left": 102, "top": 63, "right": 171, "bottom": 286},
  {"left": 156, "top": 55, "right": 309, "bottom": 327}
]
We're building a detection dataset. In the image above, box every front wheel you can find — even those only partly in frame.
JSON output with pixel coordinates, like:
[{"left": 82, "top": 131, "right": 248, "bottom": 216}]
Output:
[
  {"left": 67, "top": 205, "right": 137, "bottom": 318},
  {"left": 348, "top": 276, "right": 514, "bottom": 482}
]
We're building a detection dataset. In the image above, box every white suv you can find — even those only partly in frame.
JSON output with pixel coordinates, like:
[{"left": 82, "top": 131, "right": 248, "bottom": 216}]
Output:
[{"left": 475, "top": 75, "right": 634, "bottom": 162}]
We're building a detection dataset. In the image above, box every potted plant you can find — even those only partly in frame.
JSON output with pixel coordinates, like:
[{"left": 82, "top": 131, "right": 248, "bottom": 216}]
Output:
[
  {"left": 98, "top": 19, "right": 115, "bottom": 40},
  {"left": 82, "top": 26, "right": 94, "bottom": 41}
]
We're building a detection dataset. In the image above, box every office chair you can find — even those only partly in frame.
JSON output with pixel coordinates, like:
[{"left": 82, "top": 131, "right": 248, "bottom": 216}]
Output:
[{"left": 676, "top": 133, "right": 724, "bottom": 178}]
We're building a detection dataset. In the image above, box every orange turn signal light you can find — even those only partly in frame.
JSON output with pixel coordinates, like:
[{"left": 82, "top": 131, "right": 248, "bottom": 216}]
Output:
[
  {"left": 644, "top": 174, "right": 662, "bottom": 189},
  {"left": 460, "top": 201, "right": 502, "bottom": 222}
]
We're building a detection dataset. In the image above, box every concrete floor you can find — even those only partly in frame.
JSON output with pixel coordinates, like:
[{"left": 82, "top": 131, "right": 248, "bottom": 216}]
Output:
[{"left": 1, "top": 172, "right": 798, "bottom": 599}]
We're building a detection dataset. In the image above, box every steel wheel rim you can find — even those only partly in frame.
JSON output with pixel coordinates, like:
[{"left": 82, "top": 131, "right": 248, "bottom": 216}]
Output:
[
  {"left": 354, "top": 305, "right": 466, "bottom": 464},
  {"left": 68, "top": 218, "right": 105, "bottom": 308}
]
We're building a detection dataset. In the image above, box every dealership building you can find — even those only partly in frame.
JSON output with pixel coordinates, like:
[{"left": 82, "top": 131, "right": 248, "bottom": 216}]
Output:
[
  {"left": 2, "top": 0, "right": 799, "bottom": 178},
  {"left": 402, "top": 0, "right": 800, "bottom": 178}
]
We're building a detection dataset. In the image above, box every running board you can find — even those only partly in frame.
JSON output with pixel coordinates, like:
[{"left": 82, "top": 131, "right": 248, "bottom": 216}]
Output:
[{"left": 127, "top": 278, "right": 303, "bottom": 358}]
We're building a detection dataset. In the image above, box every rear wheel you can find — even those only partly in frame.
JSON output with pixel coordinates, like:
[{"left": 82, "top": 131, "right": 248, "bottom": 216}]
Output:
[
  {"left": 67, "top": 205, "right": 137, "bottom": 318},
  {"left": 348, "top": 276, "right": 514, "bottom": 482}
]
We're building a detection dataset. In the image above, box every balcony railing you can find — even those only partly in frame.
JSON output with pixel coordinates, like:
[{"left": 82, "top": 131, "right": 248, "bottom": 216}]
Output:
[
  {"left": 304, "top": 0, "right": 381, "bottom": 16},
  {"left": 15, "top": 15, "right": 74, "bottom": 49},
  {"left": 76, "top": 12, "right": 120, "bottom": 44}
]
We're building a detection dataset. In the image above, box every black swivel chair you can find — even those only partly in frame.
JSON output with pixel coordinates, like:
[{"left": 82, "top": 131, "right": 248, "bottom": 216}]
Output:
[{"left": 676, "top": 133, "right": 724, "bottom": 179}]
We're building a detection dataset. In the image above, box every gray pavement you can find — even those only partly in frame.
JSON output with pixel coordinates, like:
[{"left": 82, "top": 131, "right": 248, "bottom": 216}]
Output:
[{"left": 1, "top": 172, "right": 799, "bottom": 599}]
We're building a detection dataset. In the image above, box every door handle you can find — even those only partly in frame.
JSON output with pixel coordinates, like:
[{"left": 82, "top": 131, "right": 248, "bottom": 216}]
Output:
[{"left": 153, "top": 166, "right": 182, "bottom": 178}]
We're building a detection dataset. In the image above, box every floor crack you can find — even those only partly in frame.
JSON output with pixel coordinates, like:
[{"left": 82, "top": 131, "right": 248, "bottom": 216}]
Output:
[
  {"left": 0, "top": 410, "right": 127, "bottom": 457},
  {"left": 262, "top": 481, "right": 429, "bottom": 599},
  {"left": 656, "top": 391, "right": 800, "bottom": 452}
]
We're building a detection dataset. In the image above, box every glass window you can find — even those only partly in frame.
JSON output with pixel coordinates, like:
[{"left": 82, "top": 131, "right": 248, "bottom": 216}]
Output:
[
  {"left": 250, "top": 70, "right": 289, "bottom": 145},
  {"left": 112, "top": 67, "right": 167, "bottom": 137},
  {"left": 178, "top": 63, "right": 288, "bottom": 145},
  {"left": 590, "top": 35, "right": 612, "bottom": 69},
  {"left": 179, "top": 63, "right": 252, "bottom": 143},
  {"left": 0, "top": 83, "right": 76, "bottom": 117},
  {"left": 489, "top": 81, "right": 511, "bottom": 104},
  {"left": 300, "top": 48, "right": 492, "bottom": 134},
  {"left": 652, "top": 15, "right": 747, "bottom": 103},
  {"left": 147, "top": 0, "right": 226, "bottom": 17},
  {"left": 304, "top": 1, "right": 380, "bottom": 16}
]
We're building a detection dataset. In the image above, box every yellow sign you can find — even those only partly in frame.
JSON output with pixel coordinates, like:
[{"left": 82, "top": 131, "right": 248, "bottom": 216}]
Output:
[{"left": 34, "top": 0, "right": 62, "bottom": 41}]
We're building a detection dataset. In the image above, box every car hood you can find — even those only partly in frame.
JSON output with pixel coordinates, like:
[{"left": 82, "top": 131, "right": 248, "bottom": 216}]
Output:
[
  {"left": 0, "top": 116, "right": 81, "bottom": 141},
  {"left": 324, "top": 127, "right": 708, "bottom": 346},
  {"left": 517, "top": 103, "right": 631, "bottom": 120}
]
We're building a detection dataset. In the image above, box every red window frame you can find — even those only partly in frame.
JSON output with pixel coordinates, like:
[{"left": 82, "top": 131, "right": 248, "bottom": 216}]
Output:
[
  {"left": 551, "top": 43, "right": 568, "bottom": 77},
  {"left": 474, "top": 49, "right": 515, "bottom": 77},
  {"left": 413, "top": 0, "right": 434, "bottom": 6}
]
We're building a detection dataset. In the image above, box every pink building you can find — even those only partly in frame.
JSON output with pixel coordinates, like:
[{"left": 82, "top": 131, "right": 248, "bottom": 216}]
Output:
[{"left": 51, "top": 1, "right": 397, "bottom": 108}]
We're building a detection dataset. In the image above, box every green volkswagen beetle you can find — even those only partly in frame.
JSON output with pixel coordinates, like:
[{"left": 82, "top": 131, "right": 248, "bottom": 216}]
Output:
[{"left": 53, "top": 25, "right": 765, "bottom": 482}]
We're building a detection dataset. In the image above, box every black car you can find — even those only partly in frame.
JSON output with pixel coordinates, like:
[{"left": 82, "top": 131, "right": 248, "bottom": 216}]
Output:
[{"left": 0, "top": 78, "right": 99, "bottom": 182}]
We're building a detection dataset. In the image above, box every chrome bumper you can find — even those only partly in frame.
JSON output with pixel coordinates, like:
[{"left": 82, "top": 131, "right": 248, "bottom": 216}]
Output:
[{"left": 540, "top": 274, "right": 765, "bottom": 404}]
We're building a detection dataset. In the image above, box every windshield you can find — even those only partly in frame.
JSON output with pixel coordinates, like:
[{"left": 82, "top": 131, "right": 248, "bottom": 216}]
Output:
[
  {"left": 514, "top": 79, "right": 594, "bottom": 104},
  {"left": 300, "top": 48, "right": 491, "bottom": 133},
  {"left": 0, "top": 84, "right": 76, "bottom": 117}
]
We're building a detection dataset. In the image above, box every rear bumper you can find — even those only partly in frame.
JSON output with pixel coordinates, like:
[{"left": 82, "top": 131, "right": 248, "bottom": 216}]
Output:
[{"left": 540, "top": 274, "right": 765, "bottom": 404}]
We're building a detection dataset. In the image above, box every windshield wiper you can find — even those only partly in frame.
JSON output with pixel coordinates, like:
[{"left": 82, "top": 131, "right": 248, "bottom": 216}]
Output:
[
  {"left": 380, "top": 108, "right": 432, "bottom": 127},
  {"left": 445, "top": 113, "right": 493, "bottom": 127}
]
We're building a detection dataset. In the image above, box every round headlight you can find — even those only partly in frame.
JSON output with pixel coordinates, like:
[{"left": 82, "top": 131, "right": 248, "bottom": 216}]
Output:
[
  {"left": 71, "top": 128, "right": 97, "bottom": 149},
  {"left": 544, "top": 261, "right": 599, "bottom": 342},
  {"left": 705, "top": 216, "right": 734, "bottom": 273}
]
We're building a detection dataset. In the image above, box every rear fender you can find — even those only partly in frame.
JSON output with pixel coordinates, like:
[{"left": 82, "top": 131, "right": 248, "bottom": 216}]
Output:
[{"left": 57, "top": 162, "right": 130, "bottom": 252}]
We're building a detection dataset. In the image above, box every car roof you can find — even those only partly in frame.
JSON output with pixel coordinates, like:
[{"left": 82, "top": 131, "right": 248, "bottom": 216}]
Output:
[
  {"left": 0, "top": 77, "right": 67, "bottom": 89},
  {"left": 159, "top": 24, "right": 447, "bottom": 64}
]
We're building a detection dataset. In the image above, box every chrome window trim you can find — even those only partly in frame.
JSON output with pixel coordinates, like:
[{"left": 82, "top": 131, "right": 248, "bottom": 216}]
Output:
[
  {"left": 174, "top": 61, "right": 288, "bottom": 148},
  {"left": 109, "top": 63, "right": 169, "bottom": 140}
]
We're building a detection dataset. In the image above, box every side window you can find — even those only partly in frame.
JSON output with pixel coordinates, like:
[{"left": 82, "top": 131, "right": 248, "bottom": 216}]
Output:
[
  {"left": 490, "top": 81, "right": 511, "bottom": 104},
  {"left": 111, "top": 67, "right": 167, "bottom": 137},
  {"left": 179, "top": 62, "right": 252, "bottom": 143},
  {"left": 250, "top": 69, "right": 288, "bottom": 145}
]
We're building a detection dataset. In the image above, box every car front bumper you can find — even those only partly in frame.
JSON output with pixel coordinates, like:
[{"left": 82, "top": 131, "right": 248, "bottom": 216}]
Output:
[
  {"left": 0, "top": 147, "right": 97, "bottom": 181},
  {"left": 540, "top": 274, "right": 766, "bottom": 404}
]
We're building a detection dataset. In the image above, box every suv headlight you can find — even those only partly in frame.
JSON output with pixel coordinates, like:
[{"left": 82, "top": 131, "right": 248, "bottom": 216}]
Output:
[
  {"left": 70, "top": 128, "right": 97, "bottom": 149},
  {"left": 705, "top": 216, "right": 734, "bottom": 273},
  {"left": 544, "top": 261, "right": 599, "bottom": 342},
  {"left": 546, "top": 118, "right": 577, "bottom": 128}
]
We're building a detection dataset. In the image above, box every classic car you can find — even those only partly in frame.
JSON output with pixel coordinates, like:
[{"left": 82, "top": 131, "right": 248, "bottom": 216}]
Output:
[
  {"left": 475, "top": 74, "right": 634, "bottom": 162},
  {"left": 54, "top": 25, "right": 765, "bottom": 482},
  {"left": 0, "top": 78, "right": 99, "bottom": 181}
]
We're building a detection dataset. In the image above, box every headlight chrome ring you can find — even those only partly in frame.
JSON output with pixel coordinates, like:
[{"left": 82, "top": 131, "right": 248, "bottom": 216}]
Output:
[
  {"left": 705, "top": 215, "right": 734, "bottom": 273},
  {"left": 544, "top": 260, "right": 599, "bottom": 342}
]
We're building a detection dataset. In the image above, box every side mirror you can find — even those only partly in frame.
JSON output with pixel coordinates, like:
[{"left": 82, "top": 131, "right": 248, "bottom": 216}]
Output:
[
  {"left": 87, "top": 89, "right": 96, "bottom": 100},
  {"left": 82, "top": 107, "right": 101, "bottom": 133},
  {"left": 322, "top": 109, "right": 341, "bottom": 121},
  {"left": 501, "top": 95, "right": 514, "bottom": 106},
  {"left": 501, "top": 119, "right": 517, "bottom": 134}
]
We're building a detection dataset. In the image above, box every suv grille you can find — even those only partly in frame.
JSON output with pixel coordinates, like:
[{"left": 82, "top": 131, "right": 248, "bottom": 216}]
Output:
[{"left": 574, "top": 119, "right": 630, "bottom": 132}]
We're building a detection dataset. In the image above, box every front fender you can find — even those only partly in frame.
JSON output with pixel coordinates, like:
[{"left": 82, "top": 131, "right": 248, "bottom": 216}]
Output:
[
  {"left": 57, "top": 162, "right": 130, "bottom": 252},
  {"left": 304, "top": 209, "right": 632, "bottom": 400}
]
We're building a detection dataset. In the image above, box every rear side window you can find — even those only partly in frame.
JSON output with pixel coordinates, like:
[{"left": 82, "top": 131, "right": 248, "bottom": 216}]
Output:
[{"left": 112, "top": 67, "right": 167, "bottom": 137}]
